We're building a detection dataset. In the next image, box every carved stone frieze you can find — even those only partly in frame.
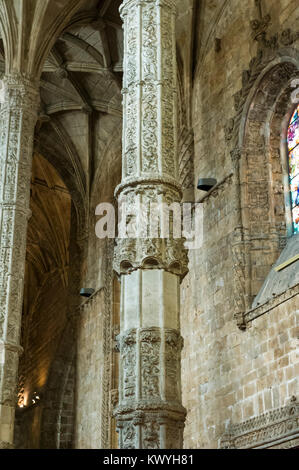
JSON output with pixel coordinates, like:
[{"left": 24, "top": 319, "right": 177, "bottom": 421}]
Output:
[
  {"left": 120, "top": 329, "right": 137, "bottom": 400},
  {"left": 229, "top": 40, "right": 298, "bottom": 153},
  {"left": 140, "top": 329, "right": 161, "bottom": 399},
  {"left": 115, "top": 408, "right": 186, "bottom": 450},
  {"left": 116, "top": 327, "right": 185, "bottom": 448},
  {"left": 165, "top": 330, "right": 182, "bottom": 401},
  {"left": 245, "top": 283, "right": 299, "bottom": 324},
  {"left": 118, "top": 328, "right": 184, "bottom": 404},
  {"left": 221, "top": 397, "right": 299, "bottom": 449},
  {"left": 102, "top": 239, "right": 114, "bottom": 448},
  {"left": 0, "top": 440, "right": 14, "bottom": 449}
]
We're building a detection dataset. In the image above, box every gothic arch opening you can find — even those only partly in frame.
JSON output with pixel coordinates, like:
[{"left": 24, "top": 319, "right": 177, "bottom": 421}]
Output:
[
  {"left": 286, "top": 104, "right": 299, "bottom": 235},
  {"left": 238, "top": 58, "right": 299, "bottom": 305}
]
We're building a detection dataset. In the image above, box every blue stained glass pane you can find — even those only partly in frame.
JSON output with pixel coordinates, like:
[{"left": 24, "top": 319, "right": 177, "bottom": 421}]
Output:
[
  {"left": 288, "top": 104, "right": 299, "bottom": 234},
  {"left": 290, "top": 108, "right": 299, "bottom": 125}
]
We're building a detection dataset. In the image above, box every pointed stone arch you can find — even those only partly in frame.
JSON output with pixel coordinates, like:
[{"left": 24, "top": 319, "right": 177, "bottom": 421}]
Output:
[{"left": 227, "top": 46, "right": 299, "bottom": 327}]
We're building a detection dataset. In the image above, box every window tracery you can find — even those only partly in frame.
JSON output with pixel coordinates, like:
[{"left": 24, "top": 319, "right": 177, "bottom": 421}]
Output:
[{"left": 287, "top": 104, "right": 299, "bottom": 234}]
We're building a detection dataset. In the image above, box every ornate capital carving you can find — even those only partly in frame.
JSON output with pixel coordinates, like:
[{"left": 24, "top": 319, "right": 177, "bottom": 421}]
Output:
[
  {"left": 120, "top": 0, "right": 176, "bottom": 19},
  {"left": 114, "top": 237, "right": 188, "bottom": 278},
  {"left": 1, "top": 74, "right": 39, "bottom": 114}
]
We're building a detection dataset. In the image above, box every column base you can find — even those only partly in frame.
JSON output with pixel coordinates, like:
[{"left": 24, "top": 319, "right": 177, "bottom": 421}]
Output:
[
  {"left": 115, "top": 402, "right": 186, "bottom": 449},
  {"left": 0, "top": 441, "right": 14, "bottom": 449}
]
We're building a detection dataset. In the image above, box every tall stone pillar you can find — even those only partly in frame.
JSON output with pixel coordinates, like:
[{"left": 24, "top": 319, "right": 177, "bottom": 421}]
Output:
[
  {"left": 0, "top": 75, "right": 39, "bottom": 447},
  {"left": 114, "top": 0, "right": 188, "bottom": 449}
]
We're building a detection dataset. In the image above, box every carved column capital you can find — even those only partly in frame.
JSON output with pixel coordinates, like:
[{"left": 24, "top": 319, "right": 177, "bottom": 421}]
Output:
[
  {"left": 1, "top": 74, "right": 39, "bottom": 107},
  {"left": 114, "top": 237, "right": 188, "bottom": 278},
  {"left": 120, "top": 0, "right": 176, "bottom": 19}
]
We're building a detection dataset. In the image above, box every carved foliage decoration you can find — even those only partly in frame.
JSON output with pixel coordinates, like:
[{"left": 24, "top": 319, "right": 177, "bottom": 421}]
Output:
[
  {"left": 142, "top": 419, "right": 160, "bottom": 449},
  {"left": 165, "top": 330, "right": 182, "bottom": 401},
  {"left": 121, "top": 329, "right": 137, "bottom": 400},
  {"left": 122, "top": 421, "right": 137, "bottom": 449},
  {"left": 140, "top": 329, "right": 161, "bottom": 398},
  {"left": 120, "top": 0, "right": 177, "bottom": 181}
]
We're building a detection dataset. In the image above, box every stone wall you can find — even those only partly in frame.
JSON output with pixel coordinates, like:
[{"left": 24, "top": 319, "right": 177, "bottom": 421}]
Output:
[
  {"left": 74, "top": 280, "right": 113, "bottom": 449},
  {"left": 181, "top": 0, "right": 299, "bottom": 449},
  {"left": 182, "top": 286, "right": 298, "bottom": 448},
  {"left": 54, "top": 356, "right": 75, "bottom": 449}
]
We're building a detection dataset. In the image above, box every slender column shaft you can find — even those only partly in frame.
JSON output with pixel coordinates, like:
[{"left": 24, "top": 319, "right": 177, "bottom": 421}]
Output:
[
  {"left": 0, "top": 74, "right": 39, "bottom": 447},
  {"left": 114, "top": 0, "right": 188, "bottom": 449}
]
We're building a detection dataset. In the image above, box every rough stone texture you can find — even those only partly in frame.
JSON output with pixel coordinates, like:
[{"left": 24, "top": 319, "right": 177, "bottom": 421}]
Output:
[
  {"left": 75, "top": 288, "right": 109, "bottom": 449},
  {"left": 181, "top": 0, "right": 299, "bottom": 449}
]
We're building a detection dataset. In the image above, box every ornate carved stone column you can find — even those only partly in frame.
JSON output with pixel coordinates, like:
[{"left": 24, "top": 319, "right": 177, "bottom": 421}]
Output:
[
  {"left": 114, "top": 0, "right": 188, "bottom": 449},
  {"left": 0, "top": 75, "right": 39, "bottom": 447}
]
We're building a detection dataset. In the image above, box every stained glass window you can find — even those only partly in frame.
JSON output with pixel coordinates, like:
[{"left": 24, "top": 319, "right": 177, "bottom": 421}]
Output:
[{"left": 287, "top": 104, "right": 299, "bottom": 234}]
